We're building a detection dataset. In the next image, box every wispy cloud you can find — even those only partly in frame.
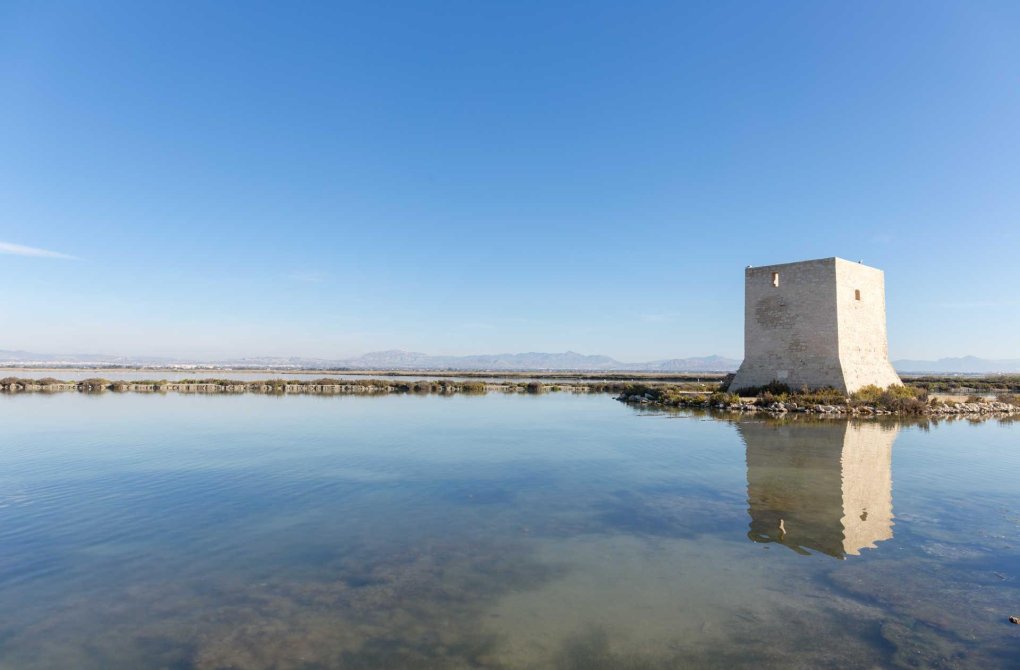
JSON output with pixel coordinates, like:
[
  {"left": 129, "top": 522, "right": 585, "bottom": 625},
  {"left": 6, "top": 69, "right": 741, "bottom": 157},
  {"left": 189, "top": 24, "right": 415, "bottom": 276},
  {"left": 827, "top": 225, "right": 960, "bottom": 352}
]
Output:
[
  {"left": 0, "top": 241, "right": 77, "bottom": 259},
  {"left": 286, "top": 271, "right": 328, "bottom": 283}
]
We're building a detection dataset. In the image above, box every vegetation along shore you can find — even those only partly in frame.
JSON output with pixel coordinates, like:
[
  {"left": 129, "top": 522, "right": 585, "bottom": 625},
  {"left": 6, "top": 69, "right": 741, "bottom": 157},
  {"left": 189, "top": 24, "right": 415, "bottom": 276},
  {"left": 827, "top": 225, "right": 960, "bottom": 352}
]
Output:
[
  {"left": 618, "top": 377, "right": 1020, "bottom": 417},
  {"left": 0, "top": 377, "right": 646, "bottom": 396}
]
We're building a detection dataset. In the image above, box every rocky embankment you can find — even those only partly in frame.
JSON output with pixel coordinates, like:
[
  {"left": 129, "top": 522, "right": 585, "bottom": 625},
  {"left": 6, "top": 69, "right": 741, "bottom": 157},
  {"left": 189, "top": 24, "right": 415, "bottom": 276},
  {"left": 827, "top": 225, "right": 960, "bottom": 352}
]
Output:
[
  {"left": 716, "top": 399, "right": 1018, "bottom": 416},
  {"left": 617, "top": 391, "right": 1020, "bottom": 417}
]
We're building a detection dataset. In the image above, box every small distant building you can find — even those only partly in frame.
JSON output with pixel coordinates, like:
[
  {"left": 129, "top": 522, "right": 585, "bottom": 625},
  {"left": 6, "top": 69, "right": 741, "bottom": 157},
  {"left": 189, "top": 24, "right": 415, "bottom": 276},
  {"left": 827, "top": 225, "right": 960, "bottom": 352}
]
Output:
[{"left": 729, "top": 257, "right": 901, "bottom": 394}]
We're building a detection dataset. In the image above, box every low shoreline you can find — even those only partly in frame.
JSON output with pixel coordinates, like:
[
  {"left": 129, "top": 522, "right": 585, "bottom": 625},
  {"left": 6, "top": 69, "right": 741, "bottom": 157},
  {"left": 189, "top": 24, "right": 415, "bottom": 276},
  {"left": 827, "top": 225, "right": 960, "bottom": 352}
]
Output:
[
  {"left": 0, "top": 377, "right": 630, "bottom": 396},
  {"left": 616, "top": 389, "right": 1020, "bottom": 417}
]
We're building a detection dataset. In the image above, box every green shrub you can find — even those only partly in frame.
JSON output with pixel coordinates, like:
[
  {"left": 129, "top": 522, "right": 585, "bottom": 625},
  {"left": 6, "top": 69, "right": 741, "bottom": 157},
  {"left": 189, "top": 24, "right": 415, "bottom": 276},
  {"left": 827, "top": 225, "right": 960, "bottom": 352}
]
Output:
[
  {"left": 79, "top": 378, "right": 109, "bottom": 387},
  {"left": 36, "top": 377, "right": 65, "bottom": 385},
  {"left": 621, "top": 383, "right": 656, "bottom": 397},
  {"left": 756, "top": 390, "right": 789, "bottom": 406},
  {"left": 851, "top": 384, "right": 928, "bottom": 413},
  {"left": 78, "top": 378, "right": 109, "bottom": 393},
  {"left": 708, "top": 391, "right": 740, "bottom": 405},
  {"left": 790, "top": 386, "right": 846, "bottom": 405},
  {"left": 996, "top": 393, "right": 1020, "bottom": 406},
  {"left": 850, "top": 384, "right": 884, "bottom": 405},
  {"left": 734, "top": 380, "right": 792, "bottom": 397}
]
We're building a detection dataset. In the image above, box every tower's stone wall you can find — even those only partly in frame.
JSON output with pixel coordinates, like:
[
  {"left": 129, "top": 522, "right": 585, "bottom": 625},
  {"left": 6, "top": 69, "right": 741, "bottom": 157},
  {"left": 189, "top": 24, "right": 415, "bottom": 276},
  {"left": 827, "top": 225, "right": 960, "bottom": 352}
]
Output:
[
  {"left": 834, "top": 259, "right": 901, "bottom": 391},
  {"left": 729, "top": 257, "right": 901, "bottom": 393}
]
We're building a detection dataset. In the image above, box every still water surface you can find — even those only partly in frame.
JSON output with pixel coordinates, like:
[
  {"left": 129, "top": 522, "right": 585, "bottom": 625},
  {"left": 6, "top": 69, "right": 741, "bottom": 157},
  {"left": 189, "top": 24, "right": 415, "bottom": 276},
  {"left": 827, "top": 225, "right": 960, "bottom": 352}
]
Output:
[{"left": 0, "top": 393, "right": 1018, "bottom": 668}]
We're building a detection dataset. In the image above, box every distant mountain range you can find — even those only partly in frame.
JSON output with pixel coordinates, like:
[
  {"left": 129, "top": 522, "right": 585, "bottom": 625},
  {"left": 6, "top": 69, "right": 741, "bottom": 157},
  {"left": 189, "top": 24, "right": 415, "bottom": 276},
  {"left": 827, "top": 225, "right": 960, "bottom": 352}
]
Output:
[
  {"left": 891, "top": 356, "right": 1020, "bottom": 374},
  {"left": 0, "top": 348, "right": 740, "bottom": 372},
  {"left": 1, "top": 349, "right": 1017, "bottom": 374},
  {"left": 332, "top": 350, "right": 743, "bottom": 372}
]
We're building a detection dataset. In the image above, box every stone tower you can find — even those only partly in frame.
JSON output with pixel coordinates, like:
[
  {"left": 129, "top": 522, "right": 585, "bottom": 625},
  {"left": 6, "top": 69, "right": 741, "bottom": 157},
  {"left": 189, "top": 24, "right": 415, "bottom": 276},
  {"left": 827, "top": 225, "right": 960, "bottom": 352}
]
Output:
[{"left": 729, "top": 257, "right": 901, "bottom": 394}]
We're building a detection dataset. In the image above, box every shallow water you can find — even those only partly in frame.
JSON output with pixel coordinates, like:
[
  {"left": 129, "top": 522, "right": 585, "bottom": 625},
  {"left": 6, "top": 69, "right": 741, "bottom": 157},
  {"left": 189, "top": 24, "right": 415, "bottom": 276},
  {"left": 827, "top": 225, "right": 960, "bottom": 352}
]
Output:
[{"left": 0, "top": 393, "right": 1017, "bottom": 669}]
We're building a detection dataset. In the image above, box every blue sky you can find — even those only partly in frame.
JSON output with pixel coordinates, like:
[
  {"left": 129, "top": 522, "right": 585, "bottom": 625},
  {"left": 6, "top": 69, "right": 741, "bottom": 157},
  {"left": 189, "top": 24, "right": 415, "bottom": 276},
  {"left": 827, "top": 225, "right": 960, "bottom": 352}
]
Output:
[{"left": 2, "top": 1, "right": 1018, "bottom": 361}]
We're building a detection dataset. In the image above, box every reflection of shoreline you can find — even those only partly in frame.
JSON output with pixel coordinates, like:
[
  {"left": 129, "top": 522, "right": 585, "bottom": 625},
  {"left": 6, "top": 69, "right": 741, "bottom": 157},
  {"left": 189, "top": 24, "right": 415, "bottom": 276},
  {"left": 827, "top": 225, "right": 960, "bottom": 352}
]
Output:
[{"left": 738, "top": 421, "right": 897, "bottom": 558}]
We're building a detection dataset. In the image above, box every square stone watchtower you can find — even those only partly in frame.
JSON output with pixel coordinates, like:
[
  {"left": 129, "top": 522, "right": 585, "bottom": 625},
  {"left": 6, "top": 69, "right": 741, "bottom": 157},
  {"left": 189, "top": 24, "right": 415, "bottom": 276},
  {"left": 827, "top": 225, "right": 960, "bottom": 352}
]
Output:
[{"left": 729, "top": 257, "right": 901, "bottom": 394}]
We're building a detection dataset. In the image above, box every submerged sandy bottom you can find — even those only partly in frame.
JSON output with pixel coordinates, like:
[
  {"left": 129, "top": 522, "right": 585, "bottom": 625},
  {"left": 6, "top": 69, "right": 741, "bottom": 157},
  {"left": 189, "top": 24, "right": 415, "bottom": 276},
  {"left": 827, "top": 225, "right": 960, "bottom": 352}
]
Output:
[{"left": 0, "top": 393, "right": 1017, "bottom": 668}]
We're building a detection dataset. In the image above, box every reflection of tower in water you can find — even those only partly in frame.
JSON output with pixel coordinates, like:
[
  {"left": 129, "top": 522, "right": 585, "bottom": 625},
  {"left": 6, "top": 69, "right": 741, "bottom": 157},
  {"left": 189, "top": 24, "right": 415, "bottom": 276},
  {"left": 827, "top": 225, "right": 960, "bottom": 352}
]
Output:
[{"left": 739, "top": 421, "right": 897, "bottom": 558}]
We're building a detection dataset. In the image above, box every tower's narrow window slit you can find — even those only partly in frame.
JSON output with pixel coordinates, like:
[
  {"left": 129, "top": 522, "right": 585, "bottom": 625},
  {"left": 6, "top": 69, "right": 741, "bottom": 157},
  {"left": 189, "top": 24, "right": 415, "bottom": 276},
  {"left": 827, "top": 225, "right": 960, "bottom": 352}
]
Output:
[
  {"left": 772, "top": 272, "right": 779, "bottom": 287},
  {"left": 855, "top": 289, "right": 861, "bottom": 301}
]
